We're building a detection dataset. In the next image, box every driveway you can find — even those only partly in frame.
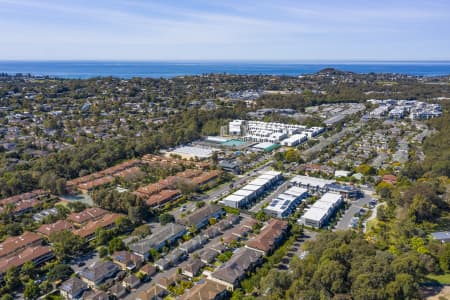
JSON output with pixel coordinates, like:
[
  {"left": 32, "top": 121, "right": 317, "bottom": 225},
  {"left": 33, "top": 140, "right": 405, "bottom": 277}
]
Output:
[
  {"left": 334, "top": 193, "right": 373, "bottom": 231},
  {"left": 70, "top": 252, "right": 100, "bottom": 274}
]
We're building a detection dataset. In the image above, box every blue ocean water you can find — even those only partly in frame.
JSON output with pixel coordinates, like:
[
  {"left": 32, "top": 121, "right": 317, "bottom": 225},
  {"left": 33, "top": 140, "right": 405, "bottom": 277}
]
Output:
[{"left": 1, "top": 61, "right": 450, "bottom": 79}]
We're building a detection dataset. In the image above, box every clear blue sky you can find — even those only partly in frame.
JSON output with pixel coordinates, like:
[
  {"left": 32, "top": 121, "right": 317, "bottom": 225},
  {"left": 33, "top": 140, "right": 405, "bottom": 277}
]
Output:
[{"left": 0, "top": 0, "right": 449, "bottom": 60}]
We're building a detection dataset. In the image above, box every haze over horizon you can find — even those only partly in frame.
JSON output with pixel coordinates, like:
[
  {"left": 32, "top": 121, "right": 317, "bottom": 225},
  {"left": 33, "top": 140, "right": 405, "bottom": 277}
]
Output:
[{"left": 0, "top": 0, "right": 449, "bottom": 61}]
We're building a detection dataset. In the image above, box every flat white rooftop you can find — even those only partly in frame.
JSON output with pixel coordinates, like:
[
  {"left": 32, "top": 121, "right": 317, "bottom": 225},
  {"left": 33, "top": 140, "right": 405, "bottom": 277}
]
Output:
[
  {"left": 233, "top": 189, "right": 255, "bottom": 197},
  {"left": 318, "top": 192, "right": 342, "bottom": 204},
  {"left": 241, "top": 184, "right": 261, "bottom": 192},
  {"left": 223, "top": 194, "right": 245, "bottom": 202},
  {"left": 302, "top": 207, "right": 329, "bottom": 222},
  {"left": 248, "top": 178, "right": 270, "bottom": 187},
  {"left": 290, "top": 175, "right": 335, "bottom": 188},
  {"left": 169, "top": 146, "right": 218, "bottom": 158}
]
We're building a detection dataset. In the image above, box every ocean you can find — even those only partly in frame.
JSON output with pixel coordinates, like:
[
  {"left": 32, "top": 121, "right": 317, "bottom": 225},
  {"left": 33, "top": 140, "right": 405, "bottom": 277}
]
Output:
[{"left": 1, "top": 61, "right": 450, "bottom": 79}]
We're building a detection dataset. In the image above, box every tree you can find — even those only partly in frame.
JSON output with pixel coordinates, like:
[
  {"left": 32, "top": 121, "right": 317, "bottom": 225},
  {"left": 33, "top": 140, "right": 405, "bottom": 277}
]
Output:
[
  {"left": 98, "top": 246, "right": 108, "bottom": 258},
  {"left": 1, "top": 294, "right": 14, "bottom": 300},
  {"left": 386, "top": 273, "right": 418, "bottom": 300},
  {"left": 159, "top": 213, "right": 175, "bottom": 225},
  {"left": 408, "top": 194, "right": 437, "bottom": 223},
  {"left": 108, "top": 237, "right": 125, "bottom": 254},
  {"left": 21, "top": 261, "right": 36, "bottom": 279},
  {"left": 4, "top": 267, "right": 21, "bottom": 291},
  {"left": 195, "top": 201, "right": 205, "bottom": 209},
  {"left": 132, "top": 224, "right": 152, "bottom": 238},
  {"left": 47, "top": 264, "right": 73, "bottom": 282},
  {"left": 49, "top": 230, "right": 85, "bottom": 259},
  {"left": 24, "top": 281, "right": 40, "bottom": 300}
]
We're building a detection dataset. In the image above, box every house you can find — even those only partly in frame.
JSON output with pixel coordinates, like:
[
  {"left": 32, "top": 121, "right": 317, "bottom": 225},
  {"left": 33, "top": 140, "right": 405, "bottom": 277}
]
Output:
[
  {"left": 180, "top": 280, "right": 228, "bottom": 300},
  {"left": 245, "top": 219, "right": 289, "bottom": 255},
  {"left": 139, "top": 264, "right": 157, "bottom": 279},
  {"left": 167, "top": 248, "right": 187, "bottom": 265},
  {"left": 219, "top": 160, "right": 241, "bottom": 174},
  {"left": 79, "top": 261, "right": 120, "bottom": 287},
  {"left": 178, "top": 204, "right": 224, "bottom": 230},
  {"left": 67, "top": 207, "right": 108, "bottom": 227},
  {"left": 198, "top": 248, "right": 219, "bottom": 264},
  {"left": 209, "top": 248, "right": 263, "bottom": 291},
  {"left": 36, "top": 220, "right": 74, "bottom": 237},
  {"left": 112, "top": 251, "right": 144, "bottom": 271},
  {"left": 135, "top": 285, "right": 167, "bottom": 300},
  {"left": 208, "top": 242, "right": 225, "bottom": 254},
  {"left": 0, "top": 246, "right": 53, "bottom": 275},
  {"left": 145, "top": 189, "right": 182, "bottom": 207},
  {"left": 59, "top": 277, "right": 88, "bottom": 300},
  {"left": 123, "top": 274, "right": 141, "bottom": 289},
  {"left": 73, "top": 213, "right": 123, "bottom": 241},
  {"left": 110, "top": 282, "right": 127, "bottom": 298},
  {"left": 154, "top": 258, "right": 171, "bottom": 271},
  {"left": 157, "top": 272, "right": 181, "bottom": 289},
  {"left": 179, "top": 235, "right": 207, "bottom": 253},
  {"left": 382, "top": 174, "right": 398, "bottom": 185},
  {"left": 0, "top": 232, "right": 43, "bottom": 258},
  {"left": 203, "top": 226, "right": 221, "bottom": 239},
  {"left": 128, "top": 223, "right": 187, "bottom": 259},
  {"left": 82, "top": 291, "right": 109, "bottom": 300},
  {"left": 181, "top": 258, "right": 205, "bottom": 278},
  {"left": 82, "top": 290, "right": 109, "bottom": 300}
]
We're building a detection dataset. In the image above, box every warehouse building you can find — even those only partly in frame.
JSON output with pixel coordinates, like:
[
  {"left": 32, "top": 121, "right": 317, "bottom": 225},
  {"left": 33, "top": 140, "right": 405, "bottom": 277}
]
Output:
[
  {"left": 264, "top": 187, "right": 308, "bottom": 218},
  {"left": 299, "top": 192, "right": 343, "bottom": 228},
  {"left": 221, "top": 171, "right": 283, "bottom": 209},
  {"left": 290, "top": 175, "right": 335, "bottom": 193}
]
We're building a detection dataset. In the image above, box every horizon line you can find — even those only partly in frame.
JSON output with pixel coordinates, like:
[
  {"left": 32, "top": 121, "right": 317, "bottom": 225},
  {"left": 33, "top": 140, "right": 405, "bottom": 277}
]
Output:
[{"left": 1, "top": 59, "right": 450, "bottom": 64}]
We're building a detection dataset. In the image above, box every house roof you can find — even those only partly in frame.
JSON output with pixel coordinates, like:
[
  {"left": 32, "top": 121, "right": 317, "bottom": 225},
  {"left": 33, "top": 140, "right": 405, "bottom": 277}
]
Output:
[
  {"left": 180, "top": 280, "right": 227, "bottom": 300},
  {"left": 146, "top": 189, "right": 181, "bottom": 207},
  {"left": 60, "top": 277, "right": 87, "bottom": 296},
  {"left": 181, "top": 258, "right": 204, "bottom": 276},
  {"left": 67, "top": 207, "right": 108, "bottom": 224},
  {"left": 109, "top": 282, "right": 126, "bottom": 295},
  {"left": 179, "top": 204, "right": 223, "bottom": 227},
  {"left": 246, "top": 219, "right": 288, "bottom": 253},
  {"left": 198, "top": 248, "right": 219, "bottom": 263},
  {"left": 211, "top": 248, "right": 262, "bottom": 285},
  {"left": 129, "top": 223, "right": 186, "bottom": 255},
  {"left": 139, "top": 264, "right": 157, "bottom": 276},
  {"left": 135, "top": 285, "right": 166, "bottom": 300},
  {"left": 37, "top": 220, "right": 73, "bottom": 236},
  {"left": 123, "top": 274, "right": 140, "bottom": 286},
  {"left": 112, "top": 251, "right": 143, "bottom": 267},
  {"left": 0, "top": 231, "right": 42, "bottom": 258},
  {"left": 79, "top": 261, "right": 119, "bottom": 283},
  {"left": 73, "top": 213, "right": 122, "bottom": 238},
  {"left": 0, "top": 245, "right": 53, "bottom": 274},
  {"left": 83, "top": 290, "right": 109, "bottom": 300}
]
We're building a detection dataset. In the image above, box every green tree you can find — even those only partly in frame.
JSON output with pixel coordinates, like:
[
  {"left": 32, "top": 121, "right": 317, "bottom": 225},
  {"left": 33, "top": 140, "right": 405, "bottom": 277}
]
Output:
[
  {"left": 47, "top": 264, "right": 73, "bottom": 282},
  {"left": 108, "top": 237, "right": 125, "bottom": 254},
  {"left": 159, "top": 213, "right": 175, "bottom": 225},
  {"left": 49, "top": 230, "right": 85, "bottom": 259},
  {"left": 24, "top": 281, "right": 40, "bottom": 300}
]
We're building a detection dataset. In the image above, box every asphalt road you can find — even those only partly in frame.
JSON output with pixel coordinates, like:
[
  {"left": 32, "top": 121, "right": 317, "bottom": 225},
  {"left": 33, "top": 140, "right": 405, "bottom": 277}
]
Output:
[
  {"left": 249, "top": 179, "right": 291, "bottom": 213},
  {"left": 334, "top": 192, "right": 374, "bottom": 231}
]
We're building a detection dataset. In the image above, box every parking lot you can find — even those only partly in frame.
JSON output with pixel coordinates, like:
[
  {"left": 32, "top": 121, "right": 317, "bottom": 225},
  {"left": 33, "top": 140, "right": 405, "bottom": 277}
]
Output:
[{"left": 334, "top": 193, "right": 375, "bottom": 231}]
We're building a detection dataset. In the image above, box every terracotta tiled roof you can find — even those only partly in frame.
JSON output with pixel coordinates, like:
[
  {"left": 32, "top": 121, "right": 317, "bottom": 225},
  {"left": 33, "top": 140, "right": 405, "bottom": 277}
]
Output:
[
  {"left": 37, "top": 220, "right": 74, "bottom": 236},
  {"left": 0, "top": 232, "right": 42, "bottom": 258}
]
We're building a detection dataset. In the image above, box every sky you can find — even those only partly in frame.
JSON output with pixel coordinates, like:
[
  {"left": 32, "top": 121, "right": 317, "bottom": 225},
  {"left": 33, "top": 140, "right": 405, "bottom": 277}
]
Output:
[{"left": 0, "top": 0, "right": 449, "bottom": 61}]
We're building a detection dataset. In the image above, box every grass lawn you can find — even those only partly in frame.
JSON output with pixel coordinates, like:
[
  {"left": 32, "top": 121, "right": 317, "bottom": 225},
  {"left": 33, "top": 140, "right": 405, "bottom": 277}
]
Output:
[{"left": 426, "top": 273, "right": 450, "bottom": 285}]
